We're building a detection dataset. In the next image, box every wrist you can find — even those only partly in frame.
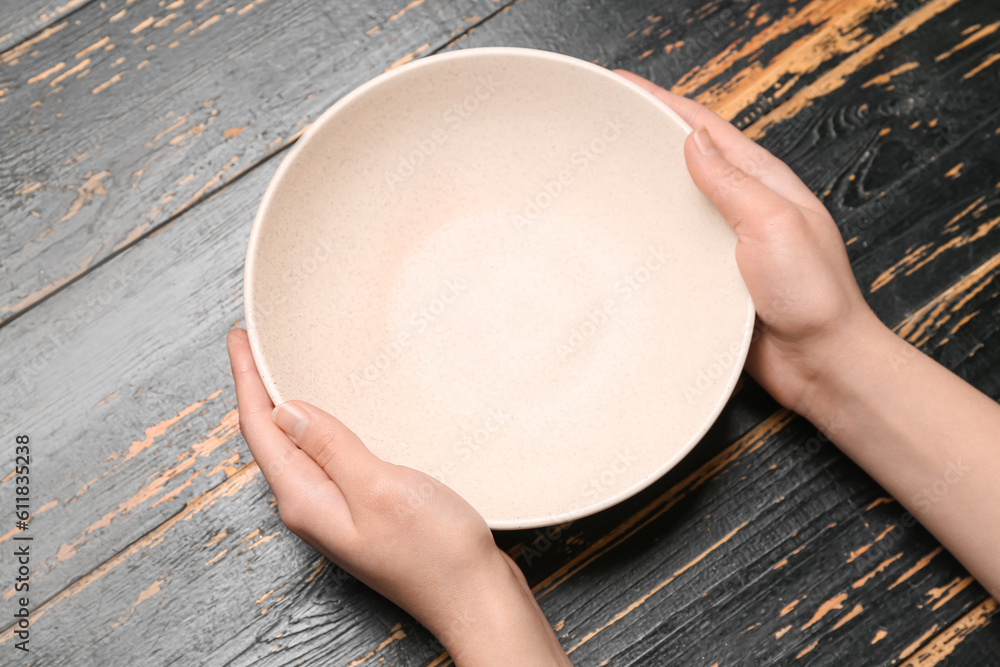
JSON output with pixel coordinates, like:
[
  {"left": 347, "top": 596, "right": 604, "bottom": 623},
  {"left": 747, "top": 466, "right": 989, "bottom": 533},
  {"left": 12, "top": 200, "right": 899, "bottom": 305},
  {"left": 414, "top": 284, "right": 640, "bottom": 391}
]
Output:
[
  {"left": 429, "top": 549, "right": 568, "bottom": 666},
  {"left": 794, "top": 313, "right": 900, "bottom": 434}
]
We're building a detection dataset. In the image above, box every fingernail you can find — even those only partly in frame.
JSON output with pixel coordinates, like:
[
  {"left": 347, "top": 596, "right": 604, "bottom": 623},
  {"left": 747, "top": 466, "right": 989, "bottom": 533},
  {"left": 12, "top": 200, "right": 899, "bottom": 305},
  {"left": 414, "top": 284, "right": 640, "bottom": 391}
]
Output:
[
  {"left": 693, "top": 126, "right": 717, "bottom": 155},
  {"left": 273, "top": 402, "right": 309, "bottom": 442}
]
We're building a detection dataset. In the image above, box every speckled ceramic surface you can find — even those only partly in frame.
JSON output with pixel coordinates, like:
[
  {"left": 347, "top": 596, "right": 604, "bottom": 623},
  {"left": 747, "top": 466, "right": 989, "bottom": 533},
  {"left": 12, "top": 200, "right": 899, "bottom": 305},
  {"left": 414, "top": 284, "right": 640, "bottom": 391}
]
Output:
[{"left": 244, "top": 47, "right": 754, "bottom": 529}]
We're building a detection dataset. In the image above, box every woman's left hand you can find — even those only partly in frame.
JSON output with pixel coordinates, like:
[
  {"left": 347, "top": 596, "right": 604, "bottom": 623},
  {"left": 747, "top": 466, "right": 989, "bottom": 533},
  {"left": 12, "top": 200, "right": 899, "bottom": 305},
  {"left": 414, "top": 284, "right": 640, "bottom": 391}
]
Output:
[{"left": 226, "top": 328, "right": 570, "bottom": 666}]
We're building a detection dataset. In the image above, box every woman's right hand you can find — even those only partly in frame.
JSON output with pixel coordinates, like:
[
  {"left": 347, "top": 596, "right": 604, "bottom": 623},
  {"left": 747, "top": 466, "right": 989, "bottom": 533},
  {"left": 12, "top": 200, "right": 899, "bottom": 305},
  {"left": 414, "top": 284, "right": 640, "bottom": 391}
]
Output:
[
  {"left": 618, "top": 71, "right": 1000, "bottom": 602},
  {"left": 615, "top": 70, "right": 889, "bottom": 419}
]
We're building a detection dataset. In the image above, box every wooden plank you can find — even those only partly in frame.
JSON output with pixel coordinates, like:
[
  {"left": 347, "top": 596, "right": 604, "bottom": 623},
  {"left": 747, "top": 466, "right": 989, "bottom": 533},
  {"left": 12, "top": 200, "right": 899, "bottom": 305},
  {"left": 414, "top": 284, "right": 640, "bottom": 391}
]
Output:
[
  {"left": 1, "top": 0, "right": 987, "bottom": 622},
  {"left": 1, "top": 0, "right": 998, "bottom": 663},
  {"left": 901, "top": 598, "right": 1000, "bottom": 666},
  {"left": 1, "top": 130, "right": 997, "bottom": 663},
  {"left": 1, "top": 237, "right": 996, "bottom": 663},
  {"left": 0, "top": 0, "right": 956, "bottom": 325},
  {"left": 0, "top": 0, "right": 499, "bottom": 324},
  {"left": 0, "top": 156, "right": 450, "bottom": 664},
  {"left": 0, "top": 462, "right": 445, "bottom": 664},
  {"left": 0, "top": 0, "right": 93, "bottom": 52},
  {"left": 0, "top": 0, "right": 814, "bottom": 634},
  {"left": 743, "top": 0, "right": 1000, "bottom": 330}
]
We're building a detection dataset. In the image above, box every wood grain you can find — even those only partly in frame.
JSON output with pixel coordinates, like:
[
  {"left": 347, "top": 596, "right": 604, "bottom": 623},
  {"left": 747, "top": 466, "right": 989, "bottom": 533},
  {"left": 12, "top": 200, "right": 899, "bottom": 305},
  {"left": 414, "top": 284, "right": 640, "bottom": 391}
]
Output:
[
  {"left": 0, "top": 0, "right": 501, "bottom": 324},
  {"left": 0, "top": 0, "right": 969, "bottom": 324},
  {"left": 1, "top": 0, "right": 999, "bottom": 664},
  {"left": 0, "top": 0, "right": 92, "bottom": 52},
  {"left": 0, "top": 129, "right": 1000, "bottom": 664},
  {"left": 1, "top": 232, "right": 995, "bottom": 663},
  {"left": 901, "top": 598, "right": 1000, "bottom": 666}
]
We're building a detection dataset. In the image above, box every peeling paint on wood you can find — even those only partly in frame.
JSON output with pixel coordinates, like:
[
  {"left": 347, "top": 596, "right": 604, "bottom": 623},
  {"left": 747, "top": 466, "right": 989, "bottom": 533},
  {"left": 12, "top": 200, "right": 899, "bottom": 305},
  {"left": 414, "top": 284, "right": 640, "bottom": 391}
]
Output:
[{"left": 2, "top": 0, "right": 999, "bottom": 664}]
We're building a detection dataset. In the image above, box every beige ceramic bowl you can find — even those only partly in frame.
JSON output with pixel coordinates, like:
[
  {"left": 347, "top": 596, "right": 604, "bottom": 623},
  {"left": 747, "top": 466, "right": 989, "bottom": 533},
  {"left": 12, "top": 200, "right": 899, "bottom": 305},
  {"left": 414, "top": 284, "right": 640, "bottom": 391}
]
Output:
[{"left": 245, "top": 47, "right": 753, "bottom": 530}]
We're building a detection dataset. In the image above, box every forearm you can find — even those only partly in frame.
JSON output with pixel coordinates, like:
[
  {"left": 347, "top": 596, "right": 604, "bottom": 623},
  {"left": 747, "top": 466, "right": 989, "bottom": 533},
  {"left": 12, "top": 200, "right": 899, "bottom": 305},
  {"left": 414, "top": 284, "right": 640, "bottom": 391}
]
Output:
[
  {"left": 797, "top": 318, "right": 1000, "bottom": 598},
  {"left": 427, "top": 553, "right": 571, "bottom": 666}
]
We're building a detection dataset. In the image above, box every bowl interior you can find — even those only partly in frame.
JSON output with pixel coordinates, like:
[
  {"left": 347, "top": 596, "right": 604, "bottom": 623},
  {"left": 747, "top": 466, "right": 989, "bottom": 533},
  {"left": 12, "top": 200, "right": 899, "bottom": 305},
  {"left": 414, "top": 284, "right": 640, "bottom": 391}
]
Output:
[{"left": 246, "top": 48, "right": 753, "bottom": 529}]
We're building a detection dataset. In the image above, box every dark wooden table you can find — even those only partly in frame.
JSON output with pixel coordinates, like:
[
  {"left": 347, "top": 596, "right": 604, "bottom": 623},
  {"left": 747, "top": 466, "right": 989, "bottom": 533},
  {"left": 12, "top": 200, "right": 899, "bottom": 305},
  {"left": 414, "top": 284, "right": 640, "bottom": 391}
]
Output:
[{"left": 2, "top": 0, "right": 999, "bottom": 664}]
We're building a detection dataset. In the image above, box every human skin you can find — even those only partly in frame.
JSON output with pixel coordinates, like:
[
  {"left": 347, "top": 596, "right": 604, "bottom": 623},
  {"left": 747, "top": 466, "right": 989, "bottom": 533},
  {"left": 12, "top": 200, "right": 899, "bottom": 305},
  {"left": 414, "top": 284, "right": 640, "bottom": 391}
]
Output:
[{"left": 226, "top": 70, "right": 1000, "bottom": 664}]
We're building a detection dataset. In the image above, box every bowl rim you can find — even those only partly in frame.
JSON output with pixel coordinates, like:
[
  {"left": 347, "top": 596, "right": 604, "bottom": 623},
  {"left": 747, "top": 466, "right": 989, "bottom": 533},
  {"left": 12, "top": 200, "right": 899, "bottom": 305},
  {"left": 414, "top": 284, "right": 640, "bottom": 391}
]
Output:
[{"left": 244, "top": 46, "right": 755, "bottom": 530}]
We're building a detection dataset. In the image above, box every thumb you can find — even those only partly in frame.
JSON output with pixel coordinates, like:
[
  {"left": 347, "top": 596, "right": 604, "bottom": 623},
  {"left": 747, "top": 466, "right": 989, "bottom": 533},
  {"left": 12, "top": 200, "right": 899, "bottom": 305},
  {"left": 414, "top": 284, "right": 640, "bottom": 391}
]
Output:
[
  {"left": 272, "top": 400, "right": 381, "bottom": 488},
  {"left": 683, "top": 125, "right": 793, "bottom": 236}
]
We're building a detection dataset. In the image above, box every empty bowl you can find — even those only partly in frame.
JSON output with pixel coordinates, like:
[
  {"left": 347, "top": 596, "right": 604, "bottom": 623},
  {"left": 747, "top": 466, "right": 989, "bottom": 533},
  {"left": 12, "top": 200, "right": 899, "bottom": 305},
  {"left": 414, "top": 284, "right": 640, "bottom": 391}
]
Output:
[{"left": 244, "top": 47, "right": 753, "bottom": 529}]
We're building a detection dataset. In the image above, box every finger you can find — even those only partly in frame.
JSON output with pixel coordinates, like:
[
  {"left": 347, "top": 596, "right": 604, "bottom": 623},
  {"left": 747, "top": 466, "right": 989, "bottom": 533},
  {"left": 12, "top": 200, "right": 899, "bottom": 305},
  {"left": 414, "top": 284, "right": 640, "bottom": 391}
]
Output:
[
  {"left": 683, "top": 125, "right": 801, "bottom": 238},
  {"left": 612, "top": 69, "right": 825, "bottom": 214},
  {"left": 227, "top": 329, "right": 342, "bottom": 504},
  {"left": 271, "top": 400, "right": 382, "bottom": 492}
]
